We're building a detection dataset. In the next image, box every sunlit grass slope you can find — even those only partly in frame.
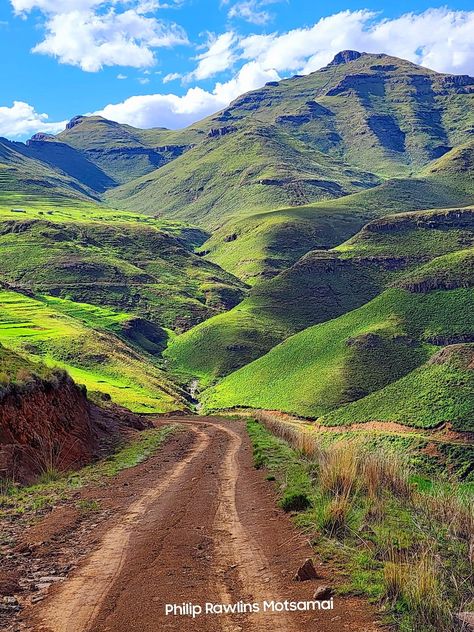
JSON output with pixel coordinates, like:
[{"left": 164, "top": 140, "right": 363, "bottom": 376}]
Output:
[
  {"left": 203, "top": 177, "right": 474, "bottom": 283},
  {"left": 0, "top": 290, "right": 185, "bottom": 413},
  {"left": 0, "top": 198, "right": 245, "bottom": 332},
  {"left": 201, "top": 279, "right": 474, "bottom": 419},
  {"left": 320, "top": 344, "right": 474, "bottom": 431},
  {"left": 166, "top": 208, "right": 474, "bottom": 383}
]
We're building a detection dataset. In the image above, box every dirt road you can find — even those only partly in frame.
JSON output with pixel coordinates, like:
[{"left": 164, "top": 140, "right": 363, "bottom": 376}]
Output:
[{"left": 23, "top": 417, "right": 381, "bottom": 632}]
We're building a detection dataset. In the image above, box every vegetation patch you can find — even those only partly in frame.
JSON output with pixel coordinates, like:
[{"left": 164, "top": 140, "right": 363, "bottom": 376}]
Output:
[
  {"left": 0, "top": 426, "right": 177, "bottom": 519},
  {"left": 247, "top": 417, "right": 474, "bottom": 632}
]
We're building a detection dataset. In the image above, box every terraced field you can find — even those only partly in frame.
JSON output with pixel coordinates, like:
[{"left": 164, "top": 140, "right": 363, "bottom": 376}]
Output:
[{"left": 0, "top": 290, "right": 185, "bottom": 413}]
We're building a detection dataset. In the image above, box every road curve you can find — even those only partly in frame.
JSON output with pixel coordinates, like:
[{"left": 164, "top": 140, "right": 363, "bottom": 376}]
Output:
[{"left": 29, "top": 416, "right": 381, "bottom": 632}]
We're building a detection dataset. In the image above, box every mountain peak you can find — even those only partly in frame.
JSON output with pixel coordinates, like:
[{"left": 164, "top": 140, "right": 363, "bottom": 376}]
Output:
[
  {"left": 328, "top": 50, "right": 363, "bottom": 66},
  {"left": 66, "top": 115, "right": 87, "bottom": 130}
]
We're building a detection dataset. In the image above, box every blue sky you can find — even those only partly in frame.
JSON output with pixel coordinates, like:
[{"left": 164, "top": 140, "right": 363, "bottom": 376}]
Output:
[{"left": 1, "top": 0, "right": 474, "bottom": 138}]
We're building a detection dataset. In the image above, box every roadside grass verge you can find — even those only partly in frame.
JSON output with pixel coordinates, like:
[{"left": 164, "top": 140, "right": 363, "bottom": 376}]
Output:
[
  {"left": 246, "top": 417, "right": 474, "bottom": 632},
  {"left": 0, "top": 425, "right": 177, "bottom": 520}
]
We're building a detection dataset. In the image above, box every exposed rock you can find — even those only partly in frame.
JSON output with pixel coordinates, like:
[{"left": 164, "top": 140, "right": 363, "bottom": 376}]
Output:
[
  {"left": 2, "top": 597, "right": 18, "bottom": 606},
  {"left": 66, "top": 115, "right": 85, "bottom": 130},
  {"left": 27, "top": 133, "right": 55, "bottom": 144},
  {"left": 294, "top": 558, "right": 319, "bottom": 581},
  {"left": 328, "top": 50, "right": 363, "bottom": 66},
  {"left": 0, "top": 370, "right": 152, "bottom": 483},
  {"left": 313, "top": 585, "right": 334, "bottom": 600},
  {"left": 207, "top": 126, "right": 237, "bottom": 138}
]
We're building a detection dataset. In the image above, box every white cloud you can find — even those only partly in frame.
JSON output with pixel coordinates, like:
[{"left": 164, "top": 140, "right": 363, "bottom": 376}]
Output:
[
  {"left": 0, "top": 101, "right": 66, "bottom": 138},
  {"left": 184, "top": 31, "right": 237, "bottom": 82},
  {"left": 117, "top": 73, "right": 127, "bottom": 79},
  {"left": 4, "top": 7, "right": 474, "bottom": 139},
  {"left": 228, "top": 1, "right": 272, "bottom": 25},
  {"left": 237, "top": 8, "right": 474, "bottom": 76},
  {"left": 96, "top": 61, "right": 279, "bottom": 128},
  {"left": 10, "top": 0, "right": 188, "bottom": 72},
  {"left": 163, "top": 72, "right": 181, "bottom": 83}
]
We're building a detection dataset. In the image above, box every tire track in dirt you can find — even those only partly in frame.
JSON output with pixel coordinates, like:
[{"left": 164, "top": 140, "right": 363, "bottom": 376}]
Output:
[
  {"left": 210, "top": 421, "right": 300, "bottom": 632},
  {"left": 37, "top": 425, "right": 210, "bottom": 632},
  {"left": 26, "top": 417, "right": 381, "bottom": 632}
]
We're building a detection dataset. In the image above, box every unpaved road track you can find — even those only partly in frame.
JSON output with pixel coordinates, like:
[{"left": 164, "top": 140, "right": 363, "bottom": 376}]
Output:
[{"left": 25, "top": 417, "right": 381, "bottom": 632}]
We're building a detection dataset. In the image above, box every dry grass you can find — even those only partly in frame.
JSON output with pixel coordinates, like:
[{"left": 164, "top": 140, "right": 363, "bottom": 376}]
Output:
[
  {"left": 321, "top": 494, "right": 353, "bottom": 536},
  {"left": 251, "top": 413, "right": 471, "bottom": 631},
  {"left": 319, "top": 441, "right": 360, "bottom": 497},
  {"left": 383, "top": 549, "right": 451, "bottom": 629},
  {"left": 362, "top": 448, "right": 412, "bottom": 500},
  {"left": 254, "top": 412, "right": 412, "bottom": 501},
  {"left": 419, "top": 488, "right": 474, "bottom": 543}
]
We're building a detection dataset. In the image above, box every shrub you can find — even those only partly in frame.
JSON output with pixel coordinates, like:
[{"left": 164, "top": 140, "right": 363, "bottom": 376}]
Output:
[{"left": 279, "top": 491, "right": 312, "bottom": 512}]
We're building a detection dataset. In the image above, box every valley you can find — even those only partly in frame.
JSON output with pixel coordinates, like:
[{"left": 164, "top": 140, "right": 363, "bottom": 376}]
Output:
[{"left": 0, "top": 50, "right": 473, "bottom": 632}]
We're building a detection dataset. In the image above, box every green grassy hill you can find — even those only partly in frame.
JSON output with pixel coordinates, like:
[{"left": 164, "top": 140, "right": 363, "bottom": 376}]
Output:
[
  {"left": 0, "top": 200, "right": 245, "bottom": 332},
  {"left": 105, "top": 51, "right": 474, "bottom": 228},
  {"left": 166, "top": 207, "right": 474, "bottom": 382},
  {"left": 0, "top": 138, "right": 99, "bottom": 202},
  {"left": 201, "top": 247, "right": 474, "bottom": 419},
  {"left": 0, "top": 289, "right": 186, "bottom": 413},
  {"left": 202, "top": 176, "right": 474, "bottom": 282},
  {"left": 320, "top": 343, "right": 474, "bottom": 431},
  {"left": 107, "top": 123, "right": 379, "bottom": 224},
  {"left": 53, "top": 116, "right": 199, "bottom": 186}
]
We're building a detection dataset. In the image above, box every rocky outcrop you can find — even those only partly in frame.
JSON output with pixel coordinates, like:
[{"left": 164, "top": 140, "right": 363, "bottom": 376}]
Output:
[
  {"left": 65, "top": 116, "right": 85, "bottom": 130},
  {"left": 0, "top": 371, "right": 150, "bottom": 483},
  {"left": 328, "top": 50, "right": 363, "bottom": 66},
  {"left": 207, "top": 126, "right": 237, "bottom": 138},
  {"left": 362, "top": 208, "right": 474, "bottom": 234}
]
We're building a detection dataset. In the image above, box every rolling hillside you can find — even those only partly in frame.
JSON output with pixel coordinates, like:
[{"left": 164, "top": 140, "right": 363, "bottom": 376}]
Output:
[
  {"left": 0, "top": 138, "right": 99, "bottom": 202},
  {"left": 166, "top": 206, "right": 474, "bottom": 382},
  {"left": 0, "top": 200, "right": 245, "bottom": 332},
  {"left": 107, "top": 51, "right": 474, "bottom": 227},
  {"left": 0, "top": 289, "right": 186, "bottom": 413},
  {"left": 201, "top": 247, "right": 474, "bottom": 422}
]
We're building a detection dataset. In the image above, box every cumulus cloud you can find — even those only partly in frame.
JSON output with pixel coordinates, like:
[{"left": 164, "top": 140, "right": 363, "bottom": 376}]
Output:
[
  {"left": 237, "top": 8, "right": 474, "bottom": 76},
  {"left": 4, "top": 7, "right": 474, "bottom": 138},
  {"left": 184, "top": 31, "right": 237, "bottom": 82},
  {"left": 96, "top": 61, "right": 279, "bottom": 128},
  {"left": 0, "top": 101, "right": 66, "bottom": 138},
  {"left": 10, "top": 0, "right": 188, "bottom": 71},
  {"left": 97, "top": 7, "right": 474, "bottom": 130}
]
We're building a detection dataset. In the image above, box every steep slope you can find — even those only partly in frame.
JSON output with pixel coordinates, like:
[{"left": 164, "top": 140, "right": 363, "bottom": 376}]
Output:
[
  {"left": 217, "top": 51, "right": 474, "bottom": 175},
  {"left": 0, "top": 204, "right": 245, "bottom": 332},
  {"left": 0, "top": 289, "right": 186, "bottom": 413},
  {"left": 166, "top": 206, "right": 474, "bottom": 382},
  {"left": 0, "top": 344, "right": 153, "bottom": 482},
  {"left": 106, "top": 51, "right": 474, "bottom": 225},
  {"left": 202, "top": 174, "right": 474, "bottom": 282},
  {"left": 107, "top": 123, "right": 379, "bottom": 225},
  {"left": 54, "top": 115, "right": 196, "bottom": 185},
  {"left": 201, "top": 248, "right": 474, "bottom": 417},
  {"left": 320, "top": 343, "right": 474, "bottom": 431},
  {"left": 0, "top": 138, "right": 99, "bottom": 202}
]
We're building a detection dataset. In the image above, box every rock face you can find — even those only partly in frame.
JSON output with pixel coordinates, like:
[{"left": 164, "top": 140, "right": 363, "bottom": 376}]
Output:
[
  {"left": 65, "top": 115, "right": 85, "bottom": 130},
  {"left": 328, "top": 50, "right": 363, "bottom": 66},
  {"left": 0, "top": 371, "right": 150, "bottom": 483},
  {"left": 0, "top": 372, "right": 97, "bottom": 482}
]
